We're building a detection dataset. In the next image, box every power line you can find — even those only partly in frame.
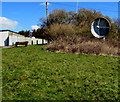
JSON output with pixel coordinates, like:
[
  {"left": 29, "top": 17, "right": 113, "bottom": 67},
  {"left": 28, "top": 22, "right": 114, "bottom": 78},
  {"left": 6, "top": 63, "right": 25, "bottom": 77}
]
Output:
[
  {"left": 52, "top": 2, "right": 118, "bottom": 8},
  {"left": 51, "top": 2, "right": 118, "bottom": 13}
]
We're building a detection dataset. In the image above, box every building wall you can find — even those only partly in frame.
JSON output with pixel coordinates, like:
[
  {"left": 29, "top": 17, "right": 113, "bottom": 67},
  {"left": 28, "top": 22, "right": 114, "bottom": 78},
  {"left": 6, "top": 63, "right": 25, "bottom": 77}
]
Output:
[
  {"left": 0, "top": 31, "right": 9, "bottom": 46},
  {"left": 0, "top": 31, "right": 48, "bottom": 46}
]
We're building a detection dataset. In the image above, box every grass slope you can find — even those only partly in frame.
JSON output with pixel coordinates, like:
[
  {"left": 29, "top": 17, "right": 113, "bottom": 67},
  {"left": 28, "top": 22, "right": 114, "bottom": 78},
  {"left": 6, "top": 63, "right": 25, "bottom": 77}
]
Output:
[{"left": 2, "top": 45, "right": 119, "bottom": 100}]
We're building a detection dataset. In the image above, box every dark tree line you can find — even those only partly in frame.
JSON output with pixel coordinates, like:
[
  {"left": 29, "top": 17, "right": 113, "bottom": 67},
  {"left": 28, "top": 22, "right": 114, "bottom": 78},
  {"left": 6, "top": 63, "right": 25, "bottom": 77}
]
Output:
[{"left": 18, "top": 30, "right": 30, "bottom": 37}]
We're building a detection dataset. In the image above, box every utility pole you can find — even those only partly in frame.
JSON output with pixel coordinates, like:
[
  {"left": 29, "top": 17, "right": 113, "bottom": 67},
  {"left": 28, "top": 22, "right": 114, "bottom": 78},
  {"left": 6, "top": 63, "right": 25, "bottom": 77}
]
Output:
[
  {"left": 76, "top": 0, "right": 78, "bottom": 13},
  {"left": 45, "top": 0, "right": 50, "bottom": 43},
  {"left": 46, "top": 0, "right": 49, "bottom": 26}
]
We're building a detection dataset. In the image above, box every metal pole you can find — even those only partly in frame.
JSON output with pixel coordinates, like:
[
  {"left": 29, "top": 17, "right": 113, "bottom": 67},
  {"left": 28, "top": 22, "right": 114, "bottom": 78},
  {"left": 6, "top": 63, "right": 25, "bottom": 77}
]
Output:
[
  {"left": 76, "top": 0, "right": 78, "bottom": 13},
  {"left": 46, "top": 0, "right": 49, "bottom": 26}
]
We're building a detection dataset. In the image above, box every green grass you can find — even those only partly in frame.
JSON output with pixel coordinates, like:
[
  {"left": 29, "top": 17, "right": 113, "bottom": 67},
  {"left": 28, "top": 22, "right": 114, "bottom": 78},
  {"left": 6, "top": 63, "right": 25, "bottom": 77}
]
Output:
[{"left": 2, "top": 45, "right": 119, "bottom": 100}]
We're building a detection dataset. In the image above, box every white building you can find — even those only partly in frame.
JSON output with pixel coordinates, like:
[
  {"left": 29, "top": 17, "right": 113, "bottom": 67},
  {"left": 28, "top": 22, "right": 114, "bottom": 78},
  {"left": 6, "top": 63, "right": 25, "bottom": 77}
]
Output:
[{"left": 0, "top": 30, "right": 48, "bottom": 47}]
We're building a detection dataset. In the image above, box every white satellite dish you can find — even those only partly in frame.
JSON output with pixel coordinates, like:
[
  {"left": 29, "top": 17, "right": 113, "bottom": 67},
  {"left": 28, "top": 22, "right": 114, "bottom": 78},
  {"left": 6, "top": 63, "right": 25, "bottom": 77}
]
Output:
[{"left": 91, "top": 18, "right": 110, "bottom": 38}]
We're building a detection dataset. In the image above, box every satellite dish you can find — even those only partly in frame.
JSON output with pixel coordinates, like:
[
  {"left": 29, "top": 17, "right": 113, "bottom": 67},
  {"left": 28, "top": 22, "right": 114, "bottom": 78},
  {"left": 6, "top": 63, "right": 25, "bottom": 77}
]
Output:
[{"left": 91, "top": 18, "right": 110, "bottom": 38}]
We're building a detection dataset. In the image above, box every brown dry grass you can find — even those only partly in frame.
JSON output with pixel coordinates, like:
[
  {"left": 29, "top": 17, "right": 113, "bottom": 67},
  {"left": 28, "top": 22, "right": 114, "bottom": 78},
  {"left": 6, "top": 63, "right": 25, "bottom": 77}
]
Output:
[{"left": 46, "top": 36, "right": 119, "bottom": 56}]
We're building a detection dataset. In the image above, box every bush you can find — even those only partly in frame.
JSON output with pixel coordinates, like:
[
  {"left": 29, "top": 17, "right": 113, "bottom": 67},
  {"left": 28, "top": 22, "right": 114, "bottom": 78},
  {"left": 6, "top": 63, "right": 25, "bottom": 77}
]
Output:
[
  {"left": 37, "top": 8, "right": 119, "bottom": 41},
  {"left": 46, "top": 36, "right": 119, "bottom": 56},
  {"left": 45, "top": 23, "right": 76, "bottom": 40}
]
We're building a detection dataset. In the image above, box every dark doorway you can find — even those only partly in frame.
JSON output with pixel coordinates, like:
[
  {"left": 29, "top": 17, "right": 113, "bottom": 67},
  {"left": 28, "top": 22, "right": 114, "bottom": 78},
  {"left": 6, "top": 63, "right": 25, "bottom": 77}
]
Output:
[
  {"left": 31, "top": 40, "right": 33, "bottom": 45},
  {"left": 36, "top": 40, "right": 38, "bottom": 45},
  {"left": 4, "top": 37, "right": 9, "bottom": 46}
]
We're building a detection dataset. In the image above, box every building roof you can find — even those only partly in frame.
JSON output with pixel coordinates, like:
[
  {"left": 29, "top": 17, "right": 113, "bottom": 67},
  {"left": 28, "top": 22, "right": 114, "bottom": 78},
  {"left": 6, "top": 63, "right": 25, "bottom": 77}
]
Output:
[
  {"left": 0, "top": 30, "right": 18, "bottom": 34},
  {"left": 0, "top": 30, "right": 25, "bottom": 37}
]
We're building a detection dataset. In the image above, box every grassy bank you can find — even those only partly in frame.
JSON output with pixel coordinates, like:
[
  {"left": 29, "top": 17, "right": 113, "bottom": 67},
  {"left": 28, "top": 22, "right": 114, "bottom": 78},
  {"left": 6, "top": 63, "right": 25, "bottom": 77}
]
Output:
[{"left": 2, "top": 45, "right": 119, "bottom": 100}]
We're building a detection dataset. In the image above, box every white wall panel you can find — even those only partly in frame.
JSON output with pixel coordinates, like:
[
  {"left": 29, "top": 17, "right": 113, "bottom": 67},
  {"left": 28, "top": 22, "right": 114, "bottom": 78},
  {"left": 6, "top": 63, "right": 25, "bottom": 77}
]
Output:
[
  {"left": 0, "top": 31, "right": 9, "bottom": 46},
  {"left": 43, "top": 39, "right": 48, "bottom": 44},
  {"left": 25, "top": 37, "right": 32, "bottom": 45},
  {"left": 0, "top": 31, "right": 48, "bottom": 46}
]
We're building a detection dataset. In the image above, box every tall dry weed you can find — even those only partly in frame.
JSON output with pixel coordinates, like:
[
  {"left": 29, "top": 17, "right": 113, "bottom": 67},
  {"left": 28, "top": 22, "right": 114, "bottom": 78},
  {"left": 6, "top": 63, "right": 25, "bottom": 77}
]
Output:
[{"left": 46, "top": 36, "right": 119, "bottom": 56}]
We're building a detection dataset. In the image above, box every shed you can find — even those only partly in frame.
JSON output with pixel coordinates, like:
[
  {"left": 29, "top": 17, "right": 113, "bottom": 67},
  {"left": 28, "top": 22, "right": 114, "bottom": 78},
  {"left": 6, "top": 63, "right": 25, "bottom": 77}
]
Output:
[
  {"left": 0, "top": 30, "right": 48, "bottom": 47},
  {"left": 0, "top": 30, "right": 25, "bottom": 46}
]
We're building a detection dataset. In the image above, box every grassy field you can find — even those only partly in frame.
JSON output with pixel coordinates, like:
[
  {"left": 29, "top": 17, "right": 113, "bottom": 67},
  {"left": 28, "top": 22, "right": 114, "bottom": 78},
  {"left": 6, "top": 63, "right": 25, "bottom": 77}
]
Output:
[{"left": 2, "top": 45, "right": 119, "bottom": 100}]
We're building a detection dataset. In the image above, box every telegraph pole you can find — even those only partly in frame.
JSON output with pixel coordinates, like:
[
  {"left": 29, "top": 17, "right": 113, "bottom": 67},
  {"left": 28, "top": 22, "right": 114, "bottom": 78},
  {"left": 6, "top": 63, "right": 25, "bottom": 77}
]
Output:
[
  {"left": 46, "top": 0, "right": 49, "bottom": 26},
  {"left": 46, "top": 0, "right": 49, "bottom": 43},
  {"left": 76, "top": 0, "right": 78, "bottom": 13}
]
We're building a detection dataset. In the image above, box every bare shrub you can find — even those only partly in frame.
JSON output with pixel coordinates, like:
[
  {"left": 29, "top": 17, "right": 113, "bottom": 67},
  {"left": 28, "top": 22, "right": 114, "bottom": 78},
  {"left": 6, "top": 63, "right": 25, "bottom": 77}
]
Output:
[
  {"left": 46, "top": 36, "right": 119, "bottom": 56},
  {"left": 46, "top": 23, "right": 76, "bottom": 40}
]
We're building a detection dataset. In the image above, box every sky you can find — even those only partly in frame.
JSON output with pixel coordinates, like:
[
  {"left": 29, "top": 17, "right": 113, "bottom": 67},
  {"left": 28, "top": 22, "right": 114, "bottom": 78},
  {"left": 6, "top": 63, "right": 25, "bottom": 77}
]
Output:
[
  {"left": 1, "top": 0, "right": 120, "bottom": 2},
  {"left": 0, "top": 1, "right": 119, "bottom": 32}
]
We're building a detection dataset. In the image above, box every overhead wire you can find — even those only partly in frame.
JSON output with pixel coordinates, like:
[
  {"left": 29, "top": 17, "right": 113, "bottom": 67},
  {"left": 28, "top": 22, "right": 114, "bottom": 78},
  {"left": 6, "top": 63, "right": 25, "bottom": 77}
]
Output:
[
  {"left": 52, "top": 2, "right": 118, "bottom": 8},
  {"left": 51, "top": 2, "right": 118, "bottom": 13}
]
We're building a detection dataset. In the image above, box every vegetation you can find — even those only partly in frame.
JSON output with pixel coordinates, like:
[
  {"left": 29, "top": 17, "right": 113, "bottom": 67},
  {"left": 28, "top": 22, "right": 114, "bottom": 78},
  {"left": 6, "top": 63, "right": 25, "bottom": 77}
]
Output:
[
  {"left": 35, "top": 8, "right": 119, "bottom": 56},
  {"left": 46, "top": 35, "right": 119, "bottom": 56},
  {"left": 32, "top": 8, "right": 119, "bottom": 41},
  {"left": 18, "top": 30, "right": 30, "bottom": 37},
  {"left": 2, "top": 45, "right": 119, "bottom": 100},
  {"left": 4, "top": 8, "right": 119, "bottom": 100}
]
